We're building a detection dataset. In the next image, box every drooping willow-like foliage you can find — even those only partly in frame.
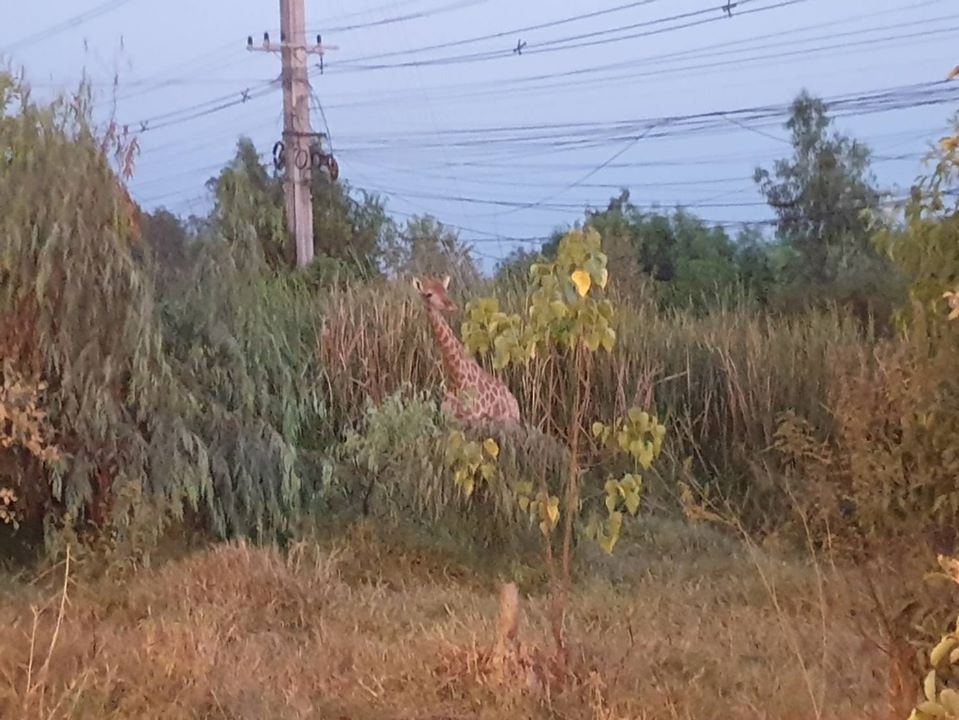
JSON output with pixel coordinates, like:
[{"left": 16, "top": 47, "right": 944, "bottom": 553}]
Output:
[{"left": 0, "top": 72, "right": 329, "bottom": 546}]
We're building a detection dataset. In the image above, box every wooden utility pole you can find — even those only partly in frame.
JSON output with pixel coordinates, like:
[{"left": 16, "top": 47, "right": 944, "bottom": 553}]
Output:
[{"left": 248, "top": 0, "right": 335, "bottom": 268}]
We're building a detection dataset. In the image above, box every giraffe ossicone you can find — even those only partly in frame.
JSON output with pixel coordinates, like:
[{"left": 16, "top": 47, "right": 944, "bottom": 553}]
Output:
[{"left": 412, "top": 274, "right": 521, "bottom": 427}]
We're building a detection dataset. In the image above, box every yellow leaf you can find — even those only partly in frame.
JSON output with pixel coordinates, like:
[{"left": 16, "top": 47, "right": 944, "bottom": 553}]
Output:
[
  {"left": 597, "top": 267, "right": 609, "bottom": 289},
  {"left": 925, "top": 669, "right": 939, "bottom": 702},
  {"left": 605, "top": 494, "right": 617, "bottom": 514},
  {"left": 546, "top": 496, "right": 561, "bottom": 526},
  {"left": 482, "top": 438, "right": 499, "bottom": 459},
  {"left": 571, "top": 269, "right": 592, "bottom": 297},
  {"left": 940, "top": 689, "right": 959, "bottom": 717},
  {"left": 917, "top": 701, "right": 948, "bottom": 718},
  {"left": 930, "top": 636, "right": 958, "bottom": 667}
]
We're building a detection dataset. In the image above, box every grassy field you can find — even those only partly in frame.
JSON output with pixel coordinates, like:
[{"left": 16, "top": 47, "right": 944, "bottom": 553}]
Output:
[{"left": 0, "top": 517, "right": 903, "bottom": 720}]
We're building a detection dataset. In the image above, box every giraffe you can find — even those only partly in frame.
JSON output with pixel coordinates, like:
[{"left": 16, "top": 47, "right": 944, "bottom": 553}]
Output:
[{"left": 411, "top": 274, "right": 521, "bottom": 426}]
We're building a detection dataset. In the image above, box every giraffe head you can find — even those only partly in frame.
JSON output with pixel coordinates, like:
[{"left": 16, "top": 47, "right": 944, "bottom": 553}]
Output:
[{"left": 412, "top": 275, "right": 458, "bottom": 314}]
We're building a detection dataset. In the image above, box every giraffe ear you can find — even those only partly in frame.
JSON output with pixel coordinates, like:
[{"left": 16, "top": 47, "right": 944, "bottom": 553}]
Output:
[
  {"left": 411, "top": 277, "right": 423, "bottom": 292},
  {"left": 441, "top": 275, "right": 451, "bottom": 290}
]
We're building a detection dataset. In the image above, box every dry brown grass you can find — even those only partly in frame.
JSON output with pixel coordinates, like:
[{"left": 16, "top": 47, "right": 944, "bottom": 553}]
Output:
[{"left": 0, "top": 519, "right": 893, "bottom": 720}]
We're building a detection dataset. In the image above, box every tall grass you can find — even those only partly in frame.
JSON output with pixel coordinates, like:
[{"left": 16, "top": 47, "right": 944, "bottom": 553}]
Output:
[{"left": 316, "top": 277, "right": 871, "bottom": 530}]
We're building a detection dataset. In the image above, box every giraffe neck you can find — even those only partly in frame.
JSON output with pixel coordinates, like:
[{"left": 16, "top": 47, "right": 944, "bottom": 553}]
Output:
[{"left": 425, "top": 305, "right": 468, "bottom": 390}]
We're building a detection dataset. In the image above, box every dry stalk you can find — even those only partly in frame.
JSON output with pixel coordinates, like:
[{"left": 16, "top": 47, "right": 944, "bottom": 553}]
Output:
[{"left": 25, "top": 544, "right": 71, "bottom": 703}]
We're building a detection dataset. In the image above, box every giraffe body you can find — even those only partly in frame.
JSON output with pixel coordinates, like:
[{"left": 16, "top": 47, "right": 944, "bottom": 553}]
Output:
[{"left": 412, "top": 275, "right": 521, "bottom": 426}]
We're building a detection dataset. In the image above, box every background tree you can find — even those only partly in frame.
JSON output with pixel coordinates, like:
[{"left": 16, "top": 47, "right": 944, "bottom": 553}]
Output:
[
  {"left": 732, "top": 225, "right": 777, "bottom": 305},
  {"left": 754, "top": 90, "right": 882, "bottom": 284},
  {"left": 382, "top": 214, "right": 480, "bottom": 287},
  {"left": 584, "top": 192, "right": 744, "bottom": 310},
  {"left": 206, "top": 136, "right": 288, "bottom": 267},
  {"left": 311, "top": 173, "right": 395, "bottom": 274},
  {"left": 754, "top": 90, "right": 906, "bottom": 324},
  {"left": 205, "top": 137, "right": 396, "bottom": 274},
  {"left": 138, "top": 207, "right": 191, "bottom": 292},
  {"left": 493, "top": 246, "right": 544, "bottom": 288}
]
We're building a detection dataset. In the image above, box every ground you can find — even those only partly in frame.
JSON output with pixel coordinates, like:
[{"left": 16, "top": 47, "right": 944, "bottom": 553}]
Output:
[{"left": 0, "top": 517, "right": 892, "bottom": 720}]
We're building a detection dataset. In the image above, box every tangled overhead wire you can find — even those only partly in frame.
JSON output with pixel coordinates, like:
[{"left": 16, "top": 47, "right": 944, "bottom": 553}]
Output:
[{"left": 271, "top": 139, "right": 339, "bottom": 180}]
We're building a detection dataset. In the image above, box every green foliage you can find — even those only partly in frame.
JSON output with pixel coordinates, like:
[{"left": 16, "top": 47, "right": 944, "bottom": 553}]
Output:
[
  {"left": 0, "top": 72, "right": 177, "bottom": 539},
  {"left": 157, "top": 239, "right": 329, "bottom": 539},
  {"left": 515, "top": 192, "right": 786, "bottom": 313},
  {"left": 450, "top": 227, "right": 667, "bottom": 657},
  {"left": 337, "top": 390, "right": 448, "bottom": 521},
  {"left": 587, "top": 408, "right": 666, "bottom": 553},
  {"left": 0, "top": 73, "right": 335, "bottom": 556},
  {"left": 755, "top": 90, "right": 882, "bottom": 283},
  {"left": 205, "top": 137, "right": 396, "bottom": 272},
  {"left": 587, "top": 194, "right": 746, "bottom": 310},
  {"left": 382, "top": 214, "right": 480, "bottom": 287},
  {"left": 514, "top": 480, "right": 561, "bottom": 538},
  {"left": 463, "top": 226, "right": 616, "bottom": 368},
  {"left": 444, "top": 430, "right": 499, "bottom": 499},
  {"left": 593, "top": 408, "right": 667, "bottom": 471},
  {"left": 334, "top": 391, "right": 556, "bottom": 547},
  {"left": 747, "top": 90, "right": 910, "bottom": 325},
  {"left": 493, "top": 246, "right": 544, "bottom": 288},
  {"left": 138, "top": 207, "right": 193, "bottom": 292},
  {"left": 875, "top": 113, "right": 959, "bottom": 328},
  {"left": 207, "top": 136, "right": 288, "bottom": 268},
  {"left": 460, "top": 296, "right": 530, "bottom": 369},
  {"left": 311, "top": 176, "right": 395, "bottom": 270}
]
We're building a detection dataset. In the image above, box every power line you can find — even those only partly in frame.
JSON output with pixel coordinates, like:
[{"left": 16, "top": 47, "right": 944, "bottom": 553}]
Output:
[
  {"left": 334, "top": 0, "right": 806, "bottom": 71},
  {"left": 124, "top": 80, "right": 279, "bottom": 133},
  {"left": 326, "top": 0, "right": 667, "bottom": 65},
  {"left": 321, "top": 13, "right": 959, "bottom": 110},
  {"left": 328, "top": 80, "right": 959, "bottom": 152},
  {"left": 308, "top": 0, "right": 495, "bottom": 34},
  {"left": 129, "top": 80, "right": 951, "bottom": 202},
  {"left": 1, "top": 0, "right": 135, "bottom": 54}
]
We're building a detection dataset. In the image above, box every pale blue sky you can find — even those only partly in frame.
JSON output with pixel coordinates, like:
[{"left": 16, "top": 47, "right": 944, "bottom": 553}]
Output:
[{"left": 2, "top": 0, "right": 958, "bottom": 266}]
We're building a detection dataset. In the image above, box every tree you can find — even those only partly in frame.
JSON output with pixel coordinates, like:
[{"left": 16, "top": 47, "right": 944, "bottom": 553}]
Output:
[
  {"left": 733, "top": 225, "right": 777, "bottom": 305},
  {"left": 139, "top": 207, "right": 191, "bottom": 292},
  {"left": 206, "top": 137, "right": 288, "bottom": 267},
  {"left": 311, "top": 174, "right": 395, "bottom": 273},
  {"left": 205, "top": 137, "right": 397, "bottom": 274},
  {"left": 584, "top": 191, "right": 744, "bottom": 309},
  {"left": 754, "top": 90, "right": 882, "bottom": 284},
  {"left": 494, "top": 246, "right": 545, "bottom": 287},
  {"left": 457, "top": 227, "right": 666, "bottom": 667},
  {"left": 382, "top": 214, "right": 480, "bottom": 287}
]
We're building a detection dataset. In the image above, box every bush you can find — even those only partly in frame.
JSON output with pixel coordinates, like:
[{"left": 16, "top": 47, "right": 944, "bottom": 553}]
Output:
[
  {"left": 765, "top": 113, "right": 959, "bottom": 553},
  {"left": 0, "top": 73, "right": 333, "bottom": 555},
  {"left": 328, "top": 388, "right": 568, "bottom": 550}
]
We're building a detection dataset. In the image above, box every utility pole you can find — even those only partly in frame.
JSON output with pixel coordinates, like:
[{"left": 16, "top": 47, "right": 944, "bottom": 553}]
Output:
[{"left": 248, "top": 0, "right": 336, "bottom": 268}]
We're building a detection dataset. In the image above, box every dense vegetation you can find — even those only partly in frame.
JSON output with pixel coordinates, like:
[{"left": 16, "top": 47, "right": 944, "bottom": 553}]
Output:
[{"left": 2, "top": 69, "right": 959, "bottom": 718}]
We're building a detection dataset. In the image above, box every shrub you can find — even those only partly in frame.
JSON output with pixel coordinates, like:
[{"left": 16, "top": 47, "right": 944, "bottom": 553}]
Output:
[
  {"left": 330, "top": 388, "right": 568, "bottom": 550},
  {"left": 765, "top": 111, "right": 959, "bottom": 552},
  {"left": 0, "top": 73, "right": 333, "bottom": 555}
]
